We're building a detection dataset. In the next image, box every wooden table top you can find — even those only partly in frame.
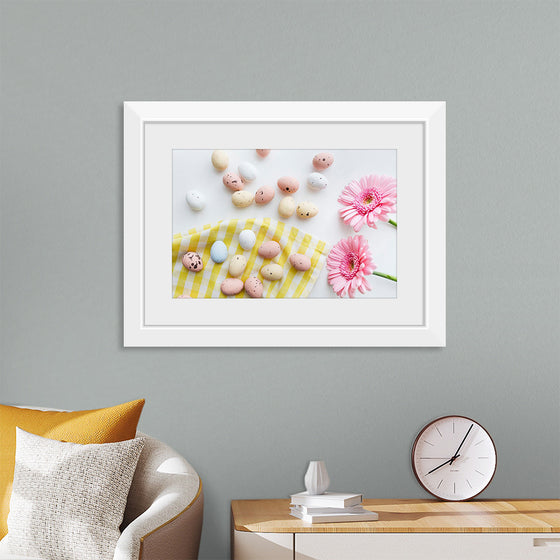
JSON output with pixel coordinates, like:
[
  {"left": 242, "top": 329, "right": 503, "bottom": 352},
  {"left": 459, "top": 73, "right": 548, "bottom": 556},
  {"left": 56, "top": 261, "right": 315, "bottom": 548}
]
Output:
[{"left": 231, "top": 499, "right": 560, "bottom": 533}]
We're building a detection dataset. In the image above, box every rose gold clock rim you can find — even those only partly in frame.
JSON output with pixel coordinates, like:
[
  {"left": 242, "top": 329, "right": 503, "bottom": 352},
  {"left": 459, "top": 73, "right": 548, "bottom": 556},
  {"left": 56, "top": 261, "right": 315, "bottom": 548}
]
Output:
[{"left": 411, "top": 415, "right": 498, "bottom": 502}]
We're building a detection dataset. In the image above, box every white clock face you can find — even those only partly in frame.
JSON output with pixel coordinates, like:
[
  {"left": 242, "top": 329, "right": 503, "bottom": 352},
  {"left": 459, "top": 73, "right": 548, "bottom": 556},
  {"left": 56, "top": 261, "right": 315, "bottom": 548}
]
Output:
[{"left": 412, "top": 416, "right": 497, "bottom": 501}]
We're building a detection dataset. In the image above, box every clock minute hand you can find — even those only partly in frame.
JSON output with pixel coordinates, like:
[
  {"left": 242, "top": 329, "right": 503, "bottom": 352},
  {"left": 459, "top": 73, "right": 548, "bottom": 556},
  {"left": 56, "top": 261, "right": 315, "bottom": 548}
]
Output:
[
  {"left": 450, "top": 423, "right": 473, "bottom": 464},
  {"left": 426, "top": 455, "right": 460, "bottom": 475}
]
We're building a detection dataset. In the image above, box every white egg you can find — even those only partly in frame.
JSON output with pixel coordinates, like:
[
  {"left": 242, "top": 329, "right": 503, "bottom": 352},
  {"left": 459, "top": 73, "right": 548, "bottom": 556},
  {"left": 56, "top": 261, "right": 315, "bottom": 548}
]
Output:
[
  {"left": 186, "top": 190, "right": 205, "bottom": 211},
  {"left": 238, "top": 161, "right": 257, "bottom": 183},
  {"left": 307, "top": 172, "right": 328, "bottom": 191},
  {"left": 239, "top": 229, "right": 257, "bottom": 250}
]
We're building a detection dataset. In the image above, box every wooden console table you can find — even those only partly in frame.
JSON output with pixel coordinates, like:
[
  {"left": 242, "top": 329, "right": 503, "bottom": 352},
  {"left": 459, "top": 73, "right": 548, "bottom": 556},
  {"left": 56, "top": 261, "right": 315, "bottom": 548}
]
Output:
[{"left": 231, "top": 499, "right": 560, "bottom": 559}]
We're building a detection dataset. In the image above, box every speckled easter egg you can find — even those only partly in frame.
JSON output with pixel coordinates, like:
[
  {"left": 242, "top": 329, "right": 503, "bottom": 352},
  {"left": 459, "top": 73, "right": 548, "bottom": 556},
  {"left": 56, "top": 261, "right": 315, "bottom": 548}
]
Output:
[
  {"left": 296, "top": 201, "right": 319, "bottom": 219},
  {"left": 289, "top": 253, "right": 311, "bottom": 271},
  {"left": 244, "top": 277, "right": 263, "bottom": 298},
  {"left": 239, "top": 229, "right": 256, "bottom": 250},
  {"left": 238, "top": 162, "right": 257, "bottom": 183},
  {"left": 228, "top": 254, "right": 247, "bottom": 277},
  {"left": 182, "top": 251, "right": 204, "bottom": 272},
  {"left": 223, "top": 172, "right": 244, "bottom": 191},
  {"left": 278, "top": 196, "right": 295, "bottom": 218},
  {"left": 232, "top": 190, "right": 254, "bottom": 208},
  {"left": 256, "top": 149, "right": 270, "bottom": 158},
  {"left": 211, "top": 150, "right": 229, "bottom": 171},
  {"left": 260, "top": 263, "right": 283, "bottom": 281},
  {"left": 277, "top": 176, "right": 300, "bottom": 194},
  {"left": 186, "top": 190, "right": 205, "bottom": 211},
  {"left": 210, "top": 241, "right": 228, "bottom": 264},
  {"left": 220, "top": 278, "right": 244, "bottom": 296},
  {"left": 312, "top": 152, "right": 334, "bottom": 170},
  {"left": 255, "top": 185, "right": 275, "bottom": 205},
  {"left": 307, "top": 172, "right": 328, "bottom": 191},
  {"left": 258, "top": 240, "right": 281, "bottom": 259}
]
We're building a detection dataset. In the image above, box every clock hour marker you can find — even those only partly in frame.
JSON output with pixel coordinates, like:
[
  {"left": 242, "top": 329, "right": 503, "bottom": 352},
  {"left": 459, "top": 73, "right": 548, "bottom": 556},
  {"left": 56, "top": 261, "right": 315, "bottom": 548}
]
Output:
[
  {"left": 452, "top": 421, "right": 455, "bottom": 434},
  {"left": 453, "top": 483, "right": 456, "bottom": 494},
  {"left": 437, "top": 479, "right": 443, "bottom": 489},
  {"left": 475, "top": 470, "right": 485, "bottom": 476},
  {"left": 474, "top": 440, "right": 484, "bottom": 446},
  {"left": 478, "top": 457, "right": 489, "bottom": 459},
  {"left": 435, "top": 426, "right": 443, "bottom": 438},
  {"left": 466, "top": 479, "right": 472, "bottom": 489},
  {"left": 423, "top": 440, "right": 435, "bottom": 446}
]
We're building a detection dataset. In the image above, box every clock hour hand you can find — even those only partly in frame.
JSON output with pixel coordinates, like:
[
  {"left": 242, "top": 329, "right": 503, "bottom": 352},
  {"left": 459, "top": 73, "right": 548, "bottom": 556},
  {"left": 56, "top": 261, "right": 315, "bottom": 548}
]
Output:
[
  {"left": 449, "top": 424, "right": 473, "bottom": 464},
  {"left": 426, "top": 455, "right": 460, "bottom": 475}
]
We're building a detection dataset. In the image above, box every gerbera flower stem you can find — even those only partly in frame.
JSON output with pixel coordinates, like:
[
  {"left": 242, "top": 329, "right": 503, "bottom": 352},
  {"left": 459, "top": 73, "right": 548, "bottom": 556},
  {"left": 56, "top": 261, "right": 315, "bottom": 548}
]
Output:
[
  {"left": 388, "top": 219, "right": 397, "bottom": 228},
  {"left": 372, "top": 271, "right": 397, "bottom": 282}
]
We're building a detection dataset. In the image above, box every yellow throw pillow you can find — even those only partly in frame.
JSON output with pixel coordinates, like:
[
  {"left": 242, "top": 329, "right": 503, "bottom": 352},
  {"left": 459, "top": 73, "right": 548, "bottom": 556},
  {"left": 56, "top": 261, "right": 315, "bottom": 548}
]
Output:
[{"left": 0, "top": 398, "right": 145, "bottom": 539}]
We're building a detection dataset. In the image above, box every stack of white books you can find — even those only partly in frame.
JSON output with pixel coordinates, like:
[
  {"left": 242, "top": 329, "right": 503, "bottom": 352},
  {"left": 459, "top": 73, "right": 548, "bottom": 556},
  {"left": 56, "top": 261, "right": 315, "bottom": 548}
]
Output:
[{"left": 289, "top": 491, "right": 378, "bottom": 524}]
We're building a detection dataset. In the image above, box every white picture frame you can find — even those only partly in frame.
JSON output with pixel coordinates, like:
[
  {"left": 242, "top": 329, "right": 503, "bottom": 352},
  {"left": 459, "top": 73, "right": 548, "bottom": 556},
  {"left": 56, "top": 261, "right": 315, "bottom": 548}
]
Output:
[{"left": 124, "top": 102, "right": 445, "bottom": 347}]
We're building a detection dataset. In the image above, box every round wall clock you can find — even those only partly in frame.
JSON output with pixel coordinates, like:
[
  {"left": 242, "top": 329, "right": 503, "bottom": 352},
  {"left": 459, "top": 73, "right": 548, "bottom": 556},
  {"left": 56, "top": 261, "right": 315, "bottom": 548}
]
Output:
[{"left": 411, "top": 415, "right": 497, "bottom": 501}]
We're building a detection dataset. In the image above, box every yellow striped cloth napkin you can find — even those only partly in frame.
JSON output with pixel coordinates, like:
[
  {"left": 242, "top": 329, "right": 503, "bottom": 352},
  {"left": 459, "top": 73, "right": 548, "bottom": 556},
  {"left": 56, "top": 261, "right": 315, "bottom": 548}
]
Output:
[{"left": 172, "top": 218, "right": 328, "bottom": 298}]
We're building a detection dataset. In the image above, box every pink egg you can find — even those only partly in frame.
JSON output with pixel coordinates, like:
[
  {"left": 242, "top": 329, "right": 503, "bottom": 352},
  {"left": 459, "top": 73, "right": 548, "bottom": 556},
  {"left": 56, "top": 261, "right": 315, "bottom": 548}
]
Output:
[
  {"left": 256, "top": 149, "right": 270, "bottom": 158},
  {"left": 182, "top": 251, "right": 204, "bottom": 272},
  {"left": 258, "top": 240, "right": 282, "bottom": 259},
  {"left": 255, "top": 185, "right": 275, "bottom": 205},
  {"left": 277, "top": 176, "right": 299, "bottom": 194},
  {"left": 312, "top": 152, "right": 334, "bottom": 170},
  {"left": 289, "top": 253, "right": 311, "bottom": 271},
  {"left": 176, "top": 294, "right": 192, "bottom": 299},
  {"left": 223, "top": 172, "right": 244, "bottom": 191},
  {"left": 244, "top": 277, "right": 263, "bottom": 298},
  {"left": 220, "top": 278, "right": 244, "bottom": 296}
]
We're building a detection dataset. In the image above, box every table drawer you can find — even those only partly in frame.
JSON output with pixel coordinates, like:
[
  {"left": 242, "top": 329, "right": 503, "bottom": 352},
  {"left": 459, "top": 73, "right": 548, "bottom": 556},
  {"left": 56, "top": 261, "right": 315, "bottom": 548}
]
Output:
[
  {"left": 296, "top": 533, "right": 560, "bottom": 560},
  {"left": 233, "top": 531, "right": 293, "bottom": 560}
]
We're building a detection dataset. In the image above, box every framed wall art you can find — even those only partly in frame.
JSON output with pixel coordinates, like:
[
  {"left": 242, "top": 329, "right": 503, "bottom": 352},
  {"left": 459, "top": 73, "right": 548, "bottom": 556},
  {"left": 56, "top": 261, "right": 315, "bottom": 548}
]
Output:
[{"left": 123, "top": 101, "right": 445, "bottom": 347}]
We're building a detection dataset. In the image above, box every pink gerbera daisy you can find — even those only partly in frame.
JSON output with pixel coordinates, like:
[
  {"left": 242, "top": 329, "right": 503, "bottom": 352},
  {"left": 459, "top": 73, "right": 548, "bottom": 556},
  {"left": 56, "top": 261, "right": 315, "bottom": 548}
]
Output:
[
  {"left": 338, "top": 174, "right": 397, "bottom": 232},
  {"left": 327, "top": 236, "right": 376, "bottom": 298}
]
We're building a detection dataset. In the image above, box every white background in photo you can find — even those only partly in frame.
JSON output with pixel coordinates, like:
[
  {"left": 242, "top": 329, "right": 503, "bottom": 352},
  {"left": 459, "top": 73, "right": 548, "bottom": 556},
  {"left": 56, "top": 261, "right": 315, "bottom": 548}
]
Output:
[{"left": 172, "top": 149, "right": 397, "bottom": 298}]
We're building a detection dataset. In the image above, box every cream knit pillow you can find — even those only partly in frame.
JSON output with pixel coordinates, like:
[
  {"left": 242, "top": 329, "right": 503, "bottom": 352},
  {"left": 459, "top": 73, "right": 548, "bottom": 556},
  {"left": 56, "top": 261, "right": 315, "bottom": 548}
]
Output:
[{"left": 3, "top": 428, "right": 144, "bottom": 560}]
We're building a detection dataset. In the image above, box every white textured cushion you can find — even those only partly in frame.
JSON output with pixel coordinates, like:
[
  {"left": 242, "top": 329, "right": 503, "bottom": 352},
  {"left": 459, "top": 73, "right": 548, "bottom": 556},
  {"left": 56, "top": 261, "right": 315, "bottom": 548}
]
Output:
[
  {"left": 0, "top": 536, "right": 37, "bottom": 557},
  {"left": 0, "top": 554, "right": 44, "bottom": 559},
  {"left": 0, "top": 555, "right": 43, "bottom": 559},
  {"left": 2, "top": 428, "right": 144, "bottom": 560}
]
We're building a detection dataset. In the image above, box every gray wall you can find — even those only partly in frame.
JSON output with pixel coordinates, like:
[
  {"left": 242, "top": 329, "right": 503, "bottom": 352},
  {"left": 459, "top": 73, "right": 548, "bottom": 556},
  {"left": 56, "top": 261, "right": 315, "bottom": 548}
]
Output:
[{"left": 1, "top": 1, "right": 559, "bottom": 559}]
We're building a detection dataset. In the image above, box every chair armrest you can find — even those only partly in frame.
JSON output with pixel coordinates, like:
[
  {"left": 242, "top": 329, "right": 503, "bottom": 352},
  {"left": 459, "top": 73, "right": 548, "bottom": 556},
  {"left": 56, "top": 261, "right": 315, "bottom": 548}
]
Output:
[
  {"left": 113, "top": 433, "right": 203, "bottom": 560},
  {"left": 114, "top": 484, "right": 203, "bottom": 560}
]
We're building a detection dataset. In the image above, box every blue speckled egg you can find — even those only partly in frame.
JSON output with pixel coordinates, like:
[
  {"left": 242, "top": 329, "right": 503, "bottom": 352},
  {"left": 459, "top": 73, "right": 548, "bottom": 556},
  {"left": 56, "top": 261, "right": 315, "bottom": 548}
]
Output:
[{"left": 210, "top": 241, "right": 228, "bottom": 264}]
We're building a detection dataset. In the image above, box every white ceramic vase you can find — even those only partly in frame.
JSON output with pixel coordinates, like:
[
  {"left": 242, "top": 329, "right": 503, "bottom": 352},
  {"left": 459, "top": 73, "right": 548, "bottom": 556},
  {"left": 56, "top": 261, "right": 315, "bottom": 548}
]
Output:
[{"left": 304, "top": 460, "right": 330, "bottom": 495}]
